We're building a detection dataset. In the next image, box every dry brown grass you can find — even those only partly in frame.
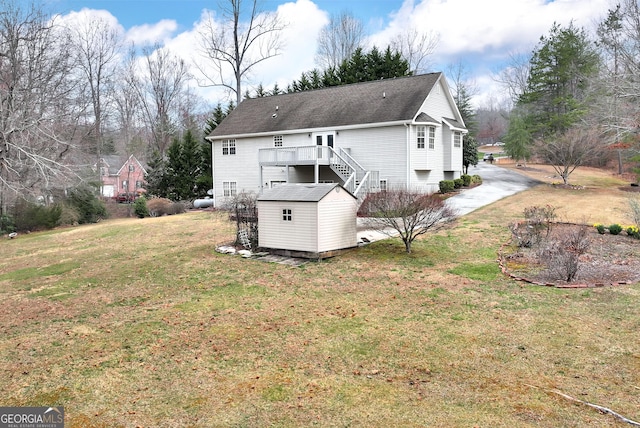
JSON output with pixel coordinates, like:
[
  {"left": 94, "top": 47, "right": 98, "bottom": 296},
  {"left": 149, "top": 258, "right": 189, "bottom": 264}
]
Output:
[{"left": 0, "top": 168, "right": 639, "bottom": 427}]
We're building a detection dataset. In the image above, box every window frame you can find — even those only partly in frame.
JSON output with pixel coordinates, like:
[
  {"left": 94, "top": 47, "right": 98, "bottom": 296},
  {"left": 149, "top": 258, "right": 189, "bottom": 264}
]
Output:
[
  {"left": 453, "top": 132, "right": 462, "bottom": 148},
  {"left": 417, "top": 126, "right": 426, "bottom": 149},
  {"left": 222, "top": 139, "right": 236, "bottom": 155},
  {"left": 223, "top": 181, "right": 237, "bottom": 197},
  {"left": 428, "top": 126, "right": 435, "bottom": 149}
]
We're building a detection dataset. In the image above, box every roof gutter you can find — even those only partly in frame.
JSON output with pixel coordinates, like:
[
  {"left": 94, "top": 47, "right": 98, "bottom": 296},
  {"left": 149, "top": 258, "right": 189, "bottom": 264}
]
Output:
[{"left": 207, "top": 120, "right": 413, "bottom": 141}]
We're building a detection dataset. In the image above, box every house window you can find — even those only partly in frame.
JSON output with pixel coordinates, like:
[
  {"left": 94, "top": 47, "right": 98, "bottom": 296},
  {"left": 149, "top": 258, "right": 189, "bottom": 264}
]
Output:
[
  {"left": 428, "top": 126, "right": 435, "bottom": 149},
  {"left": 223, "top": 181, "right": 237, "bottom": 197},
  {"left": 222, "top": 139, "right": 236, "bottom": 155},
  {"left": 453, "top": 132, "right": 462, "bottom": 148},
  {"left": 417, "top": 126, "right": 425, "bottom": 149},
  {"left": 379, "top": 179, "right": 388, "bottom": 191},
  {"left": 273, "top": 135, "right": 283, "bottom": 147},
  {"left": 122, "top": 180, "right": 128, "bottom": 189},
  {"left": 282, "top": 208, "right": 292, "bottom": 221},
  {"left": 129, "top": 164, "right": 135, "bottom": 172},
  {"left": 135, "top": 181, "right": 142, "bottom": 189},
  {"left": 101, "top": 167, "right": 108, "bottom": 176}
]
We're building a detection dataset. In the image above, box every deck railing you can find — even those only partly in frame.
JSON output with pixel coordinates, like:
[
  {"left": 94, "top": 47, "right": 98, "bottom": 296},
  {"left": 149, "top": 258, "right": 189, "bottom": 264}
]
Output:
[{"left": 258, "top": 145, "right": 379, "bottom": 198}]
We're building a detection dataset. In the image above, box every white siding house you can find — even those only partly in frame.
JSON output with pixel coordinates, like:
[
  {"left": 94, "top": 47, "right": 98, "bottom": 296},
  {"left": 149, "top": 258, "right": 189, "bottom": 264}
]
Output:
[
  {"left": 207, "top": 72, "right": 467, "bottom": 207},
  {"left": 257, "top": 183, "right": 358, "bottom": 258}
]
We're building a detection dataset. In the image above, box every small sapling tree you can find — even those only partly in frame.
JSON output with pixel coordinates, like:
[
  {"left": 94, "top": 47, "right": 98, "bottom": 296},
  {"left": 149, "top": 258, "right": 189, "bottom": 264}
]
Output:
[{"left": 361, "top": 188, "right": 457, "bottom": 253}]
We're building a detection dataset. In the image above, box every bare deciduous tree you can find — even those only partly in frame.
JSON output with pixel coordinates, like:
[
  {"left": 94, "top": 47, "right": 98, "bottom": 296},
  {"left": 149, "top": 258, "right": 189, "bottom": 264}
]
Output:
[
  {"left": 66, "top": 13, "right": 123, "bottom": 191},
  {"left": 197, "top": 0, "right": 285, "bottom": 105},
  {"left": 535, "top": 126, "right": 605, "bottom": 185},
  {"left": 315, "top": 10, "right": 365, "bottom": 70},
  {"left": 137, "top": 46, "right": 189, "bottom": 155},
  {"left": 361, "top": 189, "right": 457, "bottom": 254},
  {"left": 0, "top": 1, "right": 78, "bottom": 214},
  {"left": 495, "top": 51, "right": 531, "bottom": 108},
  {"left": 113, "top": 46, "right": 144, "bottom": 156},
  {"left": 391, "top": 27, "right": 439, "bottom": 74}
]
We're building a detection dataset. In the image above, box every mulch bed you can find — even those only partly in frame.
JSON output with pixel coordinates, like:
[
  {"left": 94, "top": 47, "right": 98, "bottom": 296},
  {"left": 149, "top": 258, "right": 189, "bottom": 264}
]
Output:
[{"left": 499, "top": 223, "right": 640, "bottom": 288}]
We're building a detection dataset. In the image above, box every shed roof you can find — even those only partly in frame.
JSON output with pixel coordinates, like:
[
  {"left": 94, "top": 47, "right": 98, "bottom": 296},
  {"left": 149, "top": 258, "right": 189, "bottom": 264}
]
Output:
[
  {"left": 209, "top": 73, "right": 443, "bottom": 138},
  {"left": 257, "top": 183, "right": 355, "bottom": 202}
]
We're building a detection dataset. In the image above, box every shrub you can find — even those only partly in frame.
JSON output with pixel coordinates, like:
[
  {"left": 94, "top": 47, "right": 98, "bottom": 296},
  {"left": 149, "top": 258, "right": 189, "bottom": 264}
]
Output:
[
  {"left": 66, "top": 186, "right": 107, "bottom": 223},
  {"left": 58, "top": 205, "right": 81, "bottom": 226},
  {"left": 471, "top": 175, "right": 482, "bottom": 184},
  {"left": 134, "top": 197, "right": 149, "bottom": 218},
  {"left": 626, "top": 225, "right": 640, "bottom": 239},
  {"left": 12, "top": 200, "right": 61, "bottom": 232},
  {"left": 439, "top": 180, "right": 455, "bottom": 194},
  {"left": 510, "top": 205, "right": 557, "bottom": 248},
  {"left": 461, "top": 174, "right": 472, "bottom": 187},
  {"left": 594, "top": 223, "right": 606, "bottom": 234},
  {"left": 628, "top": 197, "right": 640, "bottom": 227},
  {"left": 0, "top": 214, "right": 15, "bottom": 234},
  {"left": 147, "top": 197, "right": 173, "bottom": 217},
  {"left": 608, "top": 223, "right": 623, "bottom": 235},
  {"left": 453, "top": 178, "right": 464, "bottom": 189},
  {"left": 539, "top": 225, "right": 590, "bottom": 282}
]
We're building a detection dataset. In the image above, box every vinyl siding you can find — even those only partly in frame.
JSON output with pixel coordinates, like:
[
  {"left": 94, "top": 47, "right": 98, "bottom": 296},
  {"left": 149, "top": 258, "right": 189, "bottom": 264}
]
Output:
[
  {"left": 317, "top": 189, "right": 358, "bottom": 252},
  {"left": 258, "top": 201, "right": 317, "bottom": 252},
  {"left": 257, "top": 188, "right": 357, "bottom": 253},
  {"left": 335, "top": 126, "right": 407, "bottom": 189}
]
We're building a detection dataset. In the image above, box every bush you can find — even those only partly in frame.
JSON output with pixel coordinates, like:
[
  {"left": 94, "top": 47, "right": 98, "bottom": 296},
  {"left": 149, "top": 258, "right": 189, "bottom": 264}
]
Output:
[
  {"left": 594, "top": 223, "right": 606, "bottom": 234},
  {"left": 12, "top": 200, "right": 61, "bottom": 232},
  {"left": 134, "top": 197, "right": 149, "bottom": 218},
  {"left": 147, "top": 198, "right": 172, "bottom": 216},
  {"left": 510, "top": 205, "right": 557, "bottom": 248},
  {"left": 146, "top": 197, "right": 185, "bottom": 217},
  {"left": 471, "top": 175, "right": 482, "bottom": 184},
  {"left": 608, "top": 223, "right": 623, "bottom": 235},
  {"left": 66, "top": 186, "right": 107, "bottom": 224},
  {"left": 539, "top": 225, "right": 590, "bottom": 282},
  {"left": 58, "top": 205, "right": 81, "bottom": 226},
  {"left": 461, "top": 174, "right": 472, "bottom": 187},
  {"left": 439, "top": 180, "right": 455, "bottom": 194},
  {"left": 453, "top": 178, "right": 464, "bottom": 189},
  {"left": 0, "top": 214, "right": 15, "bottom": 234},
  {"left": 626, "top": 225, "right": 640, "bottom": 239}
]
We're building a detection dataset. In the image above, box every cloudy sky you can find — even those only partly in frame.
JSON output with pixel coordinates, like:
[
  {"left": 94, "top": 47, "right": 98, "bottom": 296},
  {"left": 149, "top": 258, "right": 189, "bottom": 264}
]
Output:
[{"left": 50, "top": 0, "right": 614, "bottom": 108}]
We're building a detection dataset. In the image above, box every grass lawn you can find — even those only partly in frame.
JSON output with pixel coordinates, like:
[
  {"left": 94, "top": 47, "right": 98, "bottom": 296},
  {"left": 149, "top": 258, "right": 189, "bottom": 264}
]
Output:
[{"left": 1, "top": 164, "right": 639, "bottom": 427}]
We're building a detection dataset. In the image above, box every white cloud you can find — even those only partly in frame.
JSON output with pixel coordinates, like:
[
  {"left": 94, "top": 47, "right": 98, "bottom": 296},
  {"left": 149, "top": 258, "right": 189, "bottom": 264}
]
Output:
[
  {"left": 55, "top": 7, "right": 123, "bottom": 34},
  {"left": 126, "top": 19, "right": 178, "bottom": 46}
]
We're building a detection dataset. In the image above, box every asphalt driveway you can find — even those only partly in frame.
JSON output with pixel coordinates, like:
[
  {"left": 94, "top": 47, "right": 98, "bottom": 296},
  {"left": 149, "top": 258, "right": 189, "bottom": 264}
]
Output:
[
  {"left": 446, "top": 161, "right": 542, "bottom": 216},
  {"left": 357, "top": 162, "right": 542, "bottom": 243}
]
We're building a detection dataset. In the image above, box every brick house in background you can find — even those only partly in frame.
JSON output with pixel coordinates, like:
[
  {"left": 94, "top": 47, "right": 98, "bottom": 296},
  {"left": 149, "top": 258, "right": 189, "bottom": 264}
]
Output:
[{"left": 97, "top": 154, "right": 147, "bottom": 198}]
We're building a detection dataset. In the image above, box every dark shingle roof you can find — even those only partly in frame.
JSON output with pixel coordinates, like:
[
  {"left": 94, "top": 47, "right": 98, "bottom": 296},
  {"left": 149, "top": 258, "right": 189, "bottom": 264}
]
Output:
[
  {"left": 209, "top": 73, "right": 443, "bottom": 138},
  {"left": 257, "top": 183, "right": 355, "bottom": 202}
]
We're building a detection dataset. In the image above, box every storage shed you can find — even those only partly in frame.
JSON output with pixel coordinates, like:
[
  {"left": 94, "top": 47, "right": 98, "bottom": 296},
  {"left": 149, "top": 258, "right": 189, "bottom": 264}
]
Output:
[{"left": 257, "top": 183, "right": 358, "bottom": 259}]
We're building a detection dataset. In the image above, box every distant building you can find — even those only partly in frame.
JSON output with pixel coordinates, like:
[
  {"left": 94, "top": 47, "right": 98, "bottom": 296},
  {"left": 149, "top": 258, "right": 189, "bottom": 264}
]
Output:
[{"left": 96, "top": 154, "right": 146, "bottom": 198}]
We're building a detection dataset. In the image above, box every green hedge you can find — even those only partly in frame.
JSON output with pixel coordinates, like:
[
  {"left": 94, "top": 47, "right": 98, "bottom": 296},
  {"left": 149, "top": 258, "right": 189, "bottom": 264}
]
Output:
[{"left": 439, "top": 180, "right": 455, "bottom": 194}]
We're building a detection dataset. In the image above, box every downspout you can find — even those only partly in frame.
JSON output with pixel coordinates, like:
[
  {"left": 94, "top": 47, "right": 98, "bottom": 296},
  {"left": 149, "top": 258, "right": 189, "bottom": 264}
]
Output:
[
  {"left": 210, "top": 139, "right": 216, "bottom": 208},
  {"left": 405, "top": 123, "right": 410, "bottom": 190}
]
